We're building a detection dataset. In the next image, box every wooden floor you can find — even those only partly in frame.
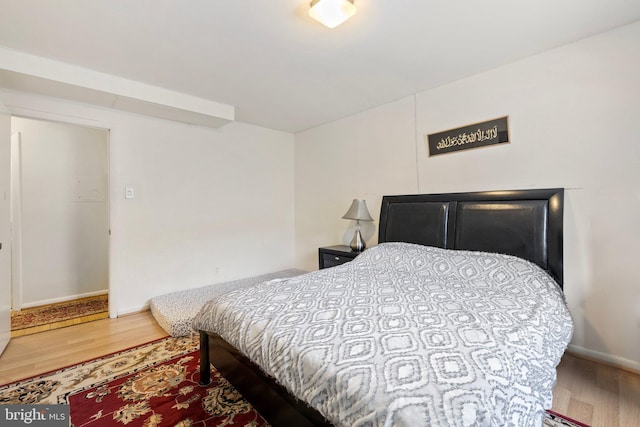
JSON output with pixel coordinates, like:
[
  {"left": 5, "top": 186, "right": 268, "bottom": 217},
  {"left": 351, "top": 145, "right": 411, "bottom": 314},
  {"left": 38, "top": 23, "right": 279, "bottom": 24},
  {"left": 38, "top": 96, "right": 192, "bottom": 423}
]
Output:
[
  {"left": 1, "top": 311, "right": 639, "bottom": 427},
  {"left": 0, "top": 310, "right": 168, "bottom": 385},
  {"left": 552, "top": 351, "right": 640, "bottom": 427}
]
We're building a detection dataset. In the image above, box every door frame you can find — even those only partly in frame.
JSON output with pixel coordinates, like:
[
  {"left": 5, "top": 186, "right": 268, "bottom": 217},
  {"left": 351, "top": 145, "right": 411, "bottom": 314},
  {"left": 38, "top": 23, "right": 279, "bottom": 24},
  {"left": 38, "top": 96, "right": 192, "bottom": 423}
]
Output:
[
  {"left": 10, "top": 131, "right": 23, "bottom": 311},
  {"left": 6, "top": 105, "right": 116, "bottom": 318},
  {"left": 0, "top": 99, "right": 11, "bottom": 355}
]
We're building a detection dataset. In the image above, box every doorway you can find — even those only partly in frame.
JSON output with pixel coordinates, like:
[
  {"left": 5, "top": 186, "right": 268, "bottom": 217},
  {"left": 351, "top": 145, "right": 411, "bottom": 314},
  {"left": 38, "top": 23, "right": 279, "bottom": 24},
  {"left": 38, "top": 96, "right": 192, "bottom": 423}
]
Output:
[{"left": 10, "top": 116, "right": 109, "bottom": 334}]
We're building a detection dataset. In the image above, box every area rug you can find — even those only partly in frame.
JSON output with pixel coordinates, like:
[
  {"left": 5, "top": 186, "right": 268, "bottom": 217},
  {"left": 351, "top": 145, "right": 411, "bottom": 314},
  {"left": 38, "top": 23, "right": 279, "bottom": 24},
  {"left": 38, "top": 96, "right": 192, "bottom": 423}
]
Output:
[
  {"left": 11, "top": 294, "right": 109, "bottom": 331},
  {"left": 0, "top": 336, "right": 267, "bottom": 426},
  {"left": 0, "top": 336, "right": 587, "bottom": 427},
  {"left": 544, "top": 410, "right": 591, "bottom": 427}
]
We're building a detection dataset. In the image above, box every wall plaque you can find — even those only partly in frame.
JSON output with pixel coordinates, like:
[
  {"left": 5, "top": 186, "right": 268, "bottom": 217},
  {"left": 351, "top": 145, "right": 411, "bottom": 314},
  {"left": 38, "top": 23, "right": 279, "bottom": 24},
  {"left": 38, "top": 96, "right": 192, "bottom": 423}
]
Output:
[{"left": 426, "top": 116, "right": 509, "bottom": 156}]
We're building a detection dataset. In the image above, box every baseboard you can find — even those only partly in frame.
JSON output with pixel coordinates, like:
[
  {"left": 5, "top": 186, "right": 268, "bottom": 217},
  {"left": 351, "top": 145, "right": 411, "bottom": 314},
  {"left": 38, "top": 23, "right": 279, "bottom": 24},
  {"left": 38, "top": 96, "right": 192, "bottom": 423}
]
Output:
[
  {"left": 20, "top": 290, "right": 108, "bottom": 309},
  {"left": 116, "top": 303, "right": 150, "bottom": 317},
  {"left": 568, "top": 343, "right": 640, "bottom": 374}
]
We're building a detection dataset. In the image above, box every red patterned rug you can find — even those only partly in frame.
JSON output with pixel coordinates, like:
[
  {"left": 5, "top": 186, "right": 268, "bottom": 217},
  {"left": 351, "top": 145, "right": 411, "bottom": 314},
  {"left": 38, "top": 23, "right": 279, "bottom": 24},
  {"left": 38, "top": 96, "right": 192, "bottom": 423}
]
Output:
[
  {"left": 11, "top": 294, "right": 109, "bottom": 331},
  {"left": 69, "top": 349, "right": 266, "bottom": 426},
  {"left": 0, "top": 337, "right": 267, "bottom": 426},
  {"left": 544, "top": 410, "right": 591, "bottom": 427},
  {"left": 0, "top": 336, "right": 588, "bottom": 427}
]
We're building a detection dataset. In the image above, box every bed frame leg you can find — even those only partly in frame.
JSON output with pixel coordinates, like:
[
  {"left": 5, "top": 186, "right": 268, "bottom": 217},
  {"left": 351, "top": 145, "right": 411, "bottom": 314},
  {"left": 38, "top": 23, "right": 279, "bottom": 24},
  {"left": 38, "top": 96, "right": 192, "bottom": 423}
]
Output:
[{"left": 198, "top": 331, "right": 211, "bottom": 386}]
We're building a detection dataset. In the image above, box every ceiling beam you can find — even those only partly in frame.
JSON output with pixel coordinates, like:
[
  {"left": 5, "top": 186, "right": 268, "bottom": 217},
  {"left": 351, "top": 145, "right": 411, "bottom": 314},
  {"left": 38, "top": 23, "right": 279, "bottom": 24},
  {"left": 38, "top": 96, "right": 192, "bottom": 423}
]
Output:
[{"left": 0, "top": 47, "right": 234, "bottom": 128}]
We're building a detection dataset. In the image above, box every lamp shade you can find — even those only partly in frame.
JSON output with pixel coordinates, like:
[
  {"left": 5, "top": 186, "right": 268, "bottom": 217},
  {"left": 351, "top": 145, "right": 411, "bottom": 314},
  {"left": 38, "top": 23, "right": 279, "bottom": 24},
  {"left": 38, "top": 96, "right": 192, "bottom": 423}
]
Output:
[
  {"left": 309, "top": 0, "right": 356, "bottom": 29},
  {"left": 342, "top": 199, "right": 373, "bottom": 222}
]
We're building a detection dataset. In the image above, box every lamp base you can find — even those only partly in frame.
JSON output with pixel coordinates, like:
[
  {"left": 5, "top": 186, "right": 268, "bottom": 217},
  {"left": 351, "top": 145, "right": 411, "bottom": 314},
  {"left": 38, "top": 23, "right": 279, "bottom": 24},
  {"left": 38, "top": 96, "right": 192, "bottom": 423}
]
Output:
[{"left": 349, "top": 228, "right": 366, "bottom": 252}]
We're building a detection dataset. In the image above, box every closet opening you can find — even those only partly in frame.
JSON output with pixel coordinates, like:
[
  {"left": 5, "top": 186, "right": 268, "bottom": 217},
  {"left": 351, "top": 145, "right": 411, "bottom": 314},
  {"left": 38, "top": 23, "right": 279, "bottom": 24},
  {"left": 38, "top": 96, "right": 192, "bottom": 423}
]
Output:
[{"left": 10, "top": 116, "right": 110, "bottom": 336}]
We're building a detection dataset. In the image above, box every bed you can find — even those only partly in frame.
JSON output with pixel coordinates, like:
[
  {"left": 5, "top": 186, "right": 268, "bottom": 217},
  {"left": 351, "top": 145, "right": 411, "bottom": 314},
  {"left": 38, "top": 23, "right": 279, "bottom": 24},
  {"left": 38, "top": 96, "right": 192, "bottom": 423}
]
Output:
[{"left": 192, "top": 188, "right": 573, "bottom": 426}]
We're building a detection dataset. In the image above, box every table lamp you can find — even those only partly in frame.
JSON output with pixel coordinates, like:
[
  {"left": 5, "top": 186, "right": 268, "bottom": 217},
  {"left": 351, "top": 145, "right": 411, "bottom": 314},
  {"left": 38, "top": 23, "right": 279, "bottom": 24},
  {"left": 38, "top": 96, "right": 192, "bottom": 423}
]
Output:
[{"left": 342, "top": 199, "right": 373, "bottom": 252}]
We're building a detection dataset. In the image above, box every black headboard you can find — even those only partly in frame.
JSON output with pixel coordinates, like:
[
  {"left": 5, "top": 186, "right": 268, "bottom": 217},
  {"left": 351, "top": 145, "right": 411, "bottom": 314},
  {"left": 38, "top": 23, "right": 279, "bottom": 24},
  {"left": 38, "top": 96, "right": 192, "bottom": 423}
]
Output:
[{"left": 379, "top": 188, "right": 564, "bottom": 287}]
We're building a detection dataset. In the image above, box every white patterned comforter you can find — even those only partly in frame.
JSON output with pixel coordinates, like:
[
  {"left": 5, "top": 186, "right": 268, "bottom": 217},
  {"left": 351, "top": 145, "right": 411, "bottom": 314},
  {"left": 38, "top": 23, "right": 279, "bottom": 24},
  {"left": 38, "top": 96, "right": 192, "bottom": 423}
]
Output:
[{"left": 192, "top": 242, "right": 573, "bottom": 427}]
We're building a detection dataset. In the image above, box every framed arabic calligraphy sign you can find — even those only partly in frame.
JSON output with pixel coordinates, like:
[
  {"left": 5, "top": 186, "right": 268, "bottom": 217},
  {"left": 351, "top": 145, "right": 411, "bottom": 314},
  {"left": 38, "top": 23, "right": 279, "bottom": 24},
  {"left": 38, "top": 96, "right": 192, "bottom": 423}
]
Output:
[{"left": 426, "top": 116, "right": 509, "bottom": 156}]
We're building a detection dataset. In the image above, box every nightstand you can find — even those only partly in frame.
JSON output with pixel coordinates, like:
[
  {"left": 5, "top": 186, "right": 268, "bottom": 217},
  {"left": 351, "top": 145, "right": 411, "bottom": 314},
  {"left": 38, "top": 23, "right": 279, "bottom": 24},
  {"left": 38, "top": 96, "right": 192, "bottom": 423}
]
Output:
[{"left": 318, "top": 245, "right": 360, "bottom": 269}]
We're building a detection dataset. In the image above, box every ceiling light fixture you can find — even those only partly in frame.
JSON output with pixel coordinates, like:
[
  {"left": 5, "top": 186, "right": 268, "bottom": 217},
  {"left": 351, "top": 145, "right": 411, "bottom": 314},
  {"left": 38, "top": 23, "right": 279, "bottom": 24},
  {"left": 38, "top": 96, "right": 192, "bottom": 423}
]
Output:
[{"left": 309, "top": 0, "right": 356, "bottom": 29}]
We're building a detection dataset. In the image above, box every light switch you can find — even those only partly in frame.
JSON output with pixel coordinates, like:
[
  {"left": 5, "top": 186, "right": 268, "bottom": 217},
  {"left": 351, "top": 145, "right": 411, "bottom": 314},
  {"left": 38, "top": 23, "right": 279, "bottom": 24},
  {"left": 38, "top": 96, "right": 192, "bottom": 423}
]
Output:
[{"left": 125, "top": 187, "right": 134, "bottom": 199}]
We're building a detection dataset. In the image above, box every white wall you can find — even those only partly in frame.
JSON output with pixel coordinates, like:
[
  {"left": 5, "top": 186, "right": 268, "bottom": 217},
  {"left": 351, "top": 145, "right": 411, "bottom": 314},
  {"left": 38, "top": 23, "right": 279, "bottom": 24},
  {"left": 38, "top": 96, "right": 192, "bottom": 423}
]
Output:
[
  {"left": 295, "top": 96, "right": 419, "bottom": 269},
  {"left": 109, "top": 113, "right": 295, "bottom": 315},
  {"left": 295, "top": 22, "right": 640, "bottom": 370},
  {"left": 1, "top": 90, "right": 295, "bottom": 316},
  {"left": 12, "top": 117, "right": 109, "bottom": 307}
]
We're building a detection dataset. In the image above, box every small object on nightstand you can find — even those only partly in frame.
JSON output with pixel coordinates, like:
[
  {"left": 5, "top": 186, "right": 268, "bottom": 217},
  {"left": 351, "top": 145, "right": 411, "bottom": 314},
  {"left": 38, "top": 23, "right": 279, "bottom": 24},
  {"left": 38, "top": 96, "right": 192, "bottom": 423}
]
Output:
[
  {"left": 342, "top": 199, "right": 373, "bottom": 252},
  {"left": 318, "top": 245, "right": 359, "bottom": 269}
]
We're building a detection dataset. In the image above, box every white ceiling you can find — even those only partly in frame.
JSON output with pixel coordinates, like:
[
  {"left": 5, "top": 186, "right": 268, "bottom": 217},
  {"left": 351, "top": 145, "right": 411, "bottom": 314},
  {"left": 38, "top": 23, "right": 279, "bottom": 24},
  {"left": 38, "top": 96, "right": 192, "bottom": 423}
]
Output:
[{"left": 0, "top": 0, "right": 639, "bottom": 133}]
